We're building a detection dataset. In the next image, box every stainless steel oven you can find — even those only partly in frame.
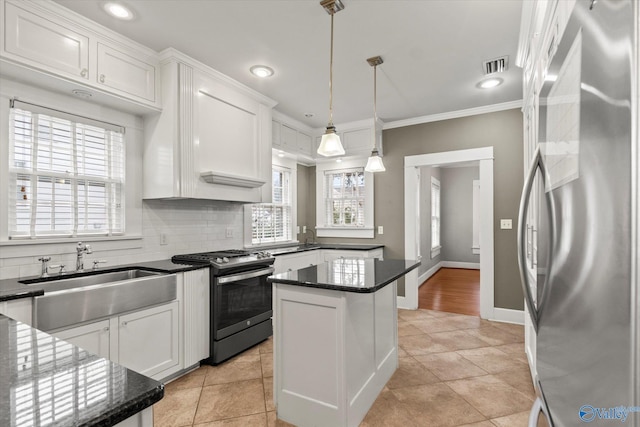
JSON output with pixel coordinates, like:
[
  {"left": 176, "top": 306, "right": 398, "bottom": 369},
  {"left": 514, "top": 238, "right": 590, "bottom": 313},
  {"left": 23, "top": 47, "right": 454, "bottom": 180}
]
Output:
[{"left": 172, "top": 249, "right": 274, "bottom": 364}]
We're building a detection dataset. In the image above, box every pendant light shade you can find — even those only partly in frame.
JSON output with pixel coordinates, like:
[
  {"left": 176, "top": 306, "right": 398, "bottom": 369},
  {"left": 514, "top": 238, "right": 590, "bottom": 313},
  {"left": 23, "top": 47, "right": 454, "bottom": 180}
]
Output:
[
  {"left": 364, "top": 55, "right": 385, "bottom": 173},
  {"left": 318, "top": 125, "right": 345, "bottom": 156},
  {"left": 317, "top": 0, "right": 345, "bottom": 157},
  {"left": 365, "top": 149, "right": 385, "bottom": 172}
]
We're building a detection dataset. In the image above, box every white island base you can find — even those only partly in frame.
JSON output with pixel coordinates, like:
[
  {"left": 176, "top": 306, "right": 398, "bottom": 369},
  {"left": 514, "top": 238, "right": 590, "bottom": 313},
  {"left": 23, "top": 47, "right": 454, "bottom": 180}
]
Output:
[{"left": 273, "top": 281, "right": 398, "bottom": 427}]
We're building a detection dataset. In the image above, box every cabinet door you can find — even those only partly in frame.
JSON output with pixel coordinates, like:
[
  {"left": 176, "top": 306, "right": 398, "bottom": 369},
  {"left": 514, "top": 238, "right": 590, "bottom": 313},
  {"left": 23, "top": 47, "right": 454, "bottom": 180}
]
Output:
[
  {"left": 343, "top": 128, "right": 371, "bottom": 154},
  {"left": 272, "top": 121, "right": 282, "bottom": 149},
  {"left": 4, "top": 2, "right": 90, "bottom": 81},
  {"left": 117, "top": 301, "right": 179, "bottom": 378},
  {"left": 97, "top": 42, "right": 157, "bottom": 102},
  {"left": 323, "top": 250, "right": 367, "bottom": 262},
  {"left": 53, "top": 319, "right": 111, "bottom": 359},
  {"left": 182, "top": 269, "right": 210, "bottom": 367},
  {"left": 281, "top": 125, "right": 297, "bottom": 151},
  {"left": 297, "top": 132, "right": 312, "bottom": 157}
]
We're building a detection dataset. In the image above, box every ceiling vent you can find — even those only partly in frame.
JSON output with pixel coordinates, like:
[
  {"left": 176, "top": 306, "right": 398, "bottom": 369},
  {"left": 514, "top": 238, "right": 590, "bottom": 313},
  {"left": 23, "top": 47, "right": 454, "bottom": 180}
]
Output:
[{"left": 482, "top": 56, "right": 509, "bottom": 75}]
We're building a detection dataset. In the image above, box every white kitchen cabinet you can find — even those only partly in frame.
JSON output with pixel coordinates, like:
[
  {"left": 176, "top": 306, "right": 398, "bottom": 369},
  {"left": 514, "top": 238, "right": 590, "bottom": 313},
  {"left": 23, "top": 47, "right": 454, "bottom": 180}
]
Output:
[
  {"left": 0, "top": 297, "right": 33, "bottom": 325},
  {"left": 53, "top": 319, "right": 111, "bottom": 359},
  {"left": 3, "top": 1, "right": 90, "bottom": 82},
  {"left": 271, "top": 115, "right": 315, "bottom": 162},
  {"left": 0, "top": 0, "right": 160, "bottom": 111},
  {"left": 182, "top": 269, "right": 210, "bottom": 367},
  {"left": 296, "top": 132, "right": 313, "bottom": 157},
  {"left": 117, "top": 301, "right": 180, "bottom": 379},
  {"left": 273, "top": 251, "right": 319, "bottom": 274},
  {"left": 144, "top": 49, "right": 276, "bottom": 202},
  {"left": 322, "top": 248, "right": 384, "bottom": 263},
  {"left": 96, "top": 42, "right": 156, "bottom": 103}
]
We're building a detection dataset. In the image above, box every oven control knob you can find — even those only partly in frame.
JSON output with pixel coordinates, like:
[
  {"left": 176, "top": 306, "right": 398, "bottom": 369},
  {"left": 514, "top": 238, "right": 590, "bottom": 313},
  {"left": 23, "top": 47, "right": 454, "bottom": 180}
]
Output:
[
  {"left": 265, "top": 252, "right": 272, "bottom": 257},
  {"left": 215, "top": 257, "right": 223, "bottom": 263},
  {"left": 257, "top": 251, "right": 265, "bottom": 258},
  {"left": 222, "top": 257, "right": 229, "bottom": 263}
]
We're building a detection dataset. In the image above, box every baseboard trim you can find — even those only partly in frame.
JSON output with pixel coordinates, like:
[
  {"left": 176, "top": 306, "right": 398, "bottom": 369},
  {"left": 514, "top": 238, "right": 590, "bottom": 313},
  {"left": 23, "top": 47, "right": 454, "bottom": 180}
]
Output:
[
  {"left": 441, "top": 261, "right": 480, "bottom": 270},
  {"left": 490, "top": 308, "right": 524, "bottom": 325},
  {"left": 418, "top": 262, "right": 442, "bottom": 288}
]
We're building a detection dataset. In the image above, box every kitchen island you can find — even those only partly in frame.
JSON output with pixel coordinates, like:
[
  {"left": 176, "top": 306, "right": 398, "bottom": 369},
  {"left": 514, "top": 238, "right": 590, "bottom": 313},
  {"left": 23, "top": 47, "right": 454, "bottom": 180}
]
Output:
[
  {"left": 268, "top": 258, "right": 419, "bottom": 427},
  {"left": 0, "top": 314, "right": 164, "bottom": 426}
]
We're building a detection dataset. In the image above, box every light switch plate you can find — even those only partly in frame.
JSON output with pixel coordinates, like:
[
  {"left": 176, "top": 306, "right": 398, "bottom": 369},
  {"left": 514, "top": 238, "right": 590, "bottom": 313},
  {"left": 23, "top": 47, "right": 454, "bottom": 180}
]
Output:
[
  {"left": 225, "top": 227, "right": 233, "bottom": 238},
  {"left": 378, "top": 226, "right": 384, "bottom": 235},
  {"left": 160, "top": 233, "right": 168, "bottom": 245},
  {"left": 303, "top": 225, "right": 307, "bottom": 233},
  {"left": 500, "top": 219, "right": 513, "bottom": 230}
]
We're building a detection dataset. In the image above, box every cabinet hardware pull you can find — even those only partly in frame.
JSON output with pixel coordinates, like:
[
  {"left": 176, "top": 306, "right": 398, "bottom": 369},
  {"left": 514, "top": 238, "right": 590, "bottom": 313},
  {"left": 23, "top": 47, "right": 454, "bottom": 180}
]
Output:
[
  {"left": 121, "top": 321, "right": 128, "bottom": 326},
  {"left": 80, "top": 68, "right": 88, "bottom": 77},
  {"left": 99, "top": 74, "right": 106, "bottom": 83},
  {"left": 103, "top": 327, "right": 109, "bottom": 332}
]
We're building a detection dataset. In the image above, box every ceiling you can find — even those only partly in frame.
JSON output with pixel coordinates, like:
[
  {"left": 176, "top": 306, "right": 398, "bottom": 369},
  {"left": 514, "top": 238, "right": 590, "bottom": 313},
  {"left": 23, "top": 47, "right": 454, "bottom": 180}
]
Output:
[{"left": 54, "top": 0, "right": 524, "bottom": 129}]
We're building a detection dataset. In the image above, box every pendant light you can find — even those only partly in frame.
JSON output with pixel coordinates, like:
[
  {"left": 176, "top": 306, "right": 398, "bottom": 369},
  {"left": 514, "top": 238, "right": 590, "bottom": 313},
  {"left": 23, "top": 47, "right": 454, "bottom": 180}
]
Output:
[
  {"left": 317, "top": 0, "right": 346, "bottom": 157},
  {"left": 365, "top": 55, "right": 385, "bottom": 172}
]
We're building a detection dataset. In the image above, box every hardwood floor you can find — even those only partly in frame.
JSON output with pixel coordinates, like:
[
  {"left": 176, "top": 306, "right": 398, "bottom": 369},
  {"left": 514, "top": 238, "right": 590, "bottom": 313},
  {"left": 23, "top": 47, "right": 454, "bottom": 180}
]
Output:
[{"left": 418, "top": 268, "right": 480, "bottom": 316}]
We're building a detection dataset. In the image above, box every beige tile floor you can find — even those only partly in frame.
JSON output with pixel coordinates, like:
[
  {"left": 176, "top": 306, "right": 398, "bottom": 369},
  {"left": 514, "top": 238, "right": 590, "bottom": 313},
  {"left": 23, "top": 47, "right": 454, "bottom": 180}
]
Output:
[{"left": 154, "top": 308, "right": 544, "bottom": 427}]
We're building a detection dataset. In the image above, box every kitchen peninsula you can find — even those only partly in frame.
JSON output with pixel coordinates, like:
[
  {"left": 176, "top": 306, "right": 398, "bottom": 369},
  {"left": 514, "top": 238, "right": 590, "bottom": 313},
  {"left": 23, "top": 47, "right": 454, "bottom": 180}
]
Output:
[{"left": 268, "top": 258, "right": 420, "bottom": 427}]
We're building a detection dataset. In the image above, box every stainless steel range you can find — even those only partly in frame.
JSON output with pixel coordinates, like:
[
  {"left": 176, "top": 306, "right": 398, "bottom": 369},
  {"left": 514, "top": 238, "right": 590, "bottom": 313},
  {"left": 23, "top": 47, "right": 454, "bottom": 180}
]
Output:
[{"left": 172, "top": 249, "right": 274, "bottom": 364}]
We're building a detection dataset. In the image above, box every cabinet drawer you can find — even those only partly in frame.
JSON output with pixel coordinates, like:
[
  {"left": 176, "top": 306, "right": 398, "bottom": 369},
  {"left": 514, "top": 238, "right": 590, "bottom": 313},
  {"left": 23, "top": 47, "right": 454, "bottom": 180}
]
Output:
[
  {"left": 97, "top": 42, "right": 156, "bottom": 102},
  {"left": 4, "top": 2, "right": 89, "bottom": 80}
]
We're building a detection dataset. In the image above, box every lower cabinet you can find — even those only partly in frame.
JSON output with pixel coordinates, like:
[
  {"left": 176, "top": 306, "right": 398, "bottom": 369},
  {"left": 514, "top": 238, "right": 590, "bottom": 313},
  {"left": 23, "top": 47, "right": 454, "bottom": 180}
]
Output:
[
  {"left": 273, "top": 251, "right": 319, "bottom": 274},
  {"left": 50, "top": 300, "right": 181, "bottom": 380},
  {"left": 54, "top": 318, "right": 111, "bottom": 359},
  {"left": 117, "top": 301, "right": 180, "bottom": 378},
  {"left": 0, "top": 297, "right": 33, "bottom": 325}
]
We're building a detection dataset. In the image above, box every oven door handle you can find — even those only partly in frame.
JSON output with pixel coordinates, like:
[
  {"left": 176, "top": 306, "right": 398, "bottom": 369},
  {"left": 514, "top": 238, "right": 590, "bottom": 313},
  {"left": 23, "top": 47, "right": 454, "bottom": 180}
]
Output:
[{"left": 217, "top": 267, "right": 275, "bottom": 284}]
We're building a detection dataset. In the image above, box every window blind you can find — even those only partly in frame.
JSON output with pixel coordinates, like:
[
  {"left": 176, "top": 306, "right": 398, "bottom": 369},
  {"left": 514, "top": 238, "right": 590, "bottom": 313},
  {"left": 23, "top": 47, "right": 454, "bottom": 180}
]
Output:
[
  {"left": 8, "top": 104, "right": 125, "bottom": 239},
  {"left": 251, "top": 167, "right": 292, "bottom": 244},
  {"left": 324, "top": 168, "right": 365, "bottom": 227}
]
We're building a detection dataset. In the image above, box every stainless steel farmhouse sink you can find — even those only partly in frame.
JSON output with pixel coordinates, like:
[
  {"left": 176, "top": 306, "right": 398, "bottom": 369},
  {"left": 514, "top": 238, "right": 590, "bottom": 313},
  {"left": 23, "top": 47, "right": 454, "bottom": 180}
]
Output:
[{"left": 25, "top": 269, "right": 177, "bottom": 332}]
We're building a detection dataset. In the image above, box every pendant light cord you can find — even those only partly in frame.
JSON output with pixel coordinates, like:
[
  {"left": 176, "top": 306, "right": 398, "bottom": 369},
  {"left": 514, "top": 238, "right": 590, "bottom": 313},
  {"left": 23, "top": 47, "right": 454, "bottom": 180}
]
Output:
[
  {"left": 328, "top": 12, "right": 335, "bottom": 127},
  {"left": 373, "top": 64, "right": 377, "bottom": 122}
]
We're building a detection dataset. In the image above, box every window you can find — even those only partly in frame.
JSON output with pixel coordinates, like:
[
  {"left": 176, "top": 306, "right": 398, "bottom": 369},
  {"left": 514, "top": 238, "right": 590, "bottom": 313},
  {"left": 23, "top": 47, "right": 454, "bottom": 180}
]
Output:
[
  {"left": 251, "top": 166, "right": 292, "bottom": 244},
  {"left": 8, "top": 101, "right": 125, "bottom": 239},
  {"left": 431, "top": 176, "right": 441, "bottom": 258},
  {"left": 325, "top": 169, "right": 365, "bottom": 227},
  {"left": 315, "top": 159, "right": 374, "bottom": 238}
]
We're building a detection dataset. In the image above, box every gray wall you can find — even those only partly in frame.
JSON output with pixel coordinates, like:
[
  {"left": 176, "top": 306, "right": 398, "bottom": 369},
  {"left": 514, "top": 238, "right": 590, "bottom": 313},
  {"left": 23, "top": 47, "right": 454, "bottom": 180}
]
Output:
[
  {"left": 418, "top": 166, "right": 441, "bottom": 276},
  {"left": 440, "top": 166, "right": 480, "bottom": 264},
  {"left": 313, "top": 108, "right": 524, "bottom": 310},
  {"left": 296, "top": 164, "right": 316, "bottom": 242}
]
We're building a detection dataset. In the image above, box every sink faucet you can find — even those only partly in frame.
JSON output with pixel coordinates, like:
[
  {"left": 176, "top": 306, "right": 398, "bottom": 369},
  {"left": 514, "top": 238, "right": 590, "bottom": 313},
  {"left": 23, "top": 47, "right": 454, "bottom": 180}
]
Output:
[
  {"left": 76, "top": 242, "right": 92, "bottom": 271},
  {"left": 305, "top": 229, "right": 316, "bottom": 245},
  {"left": 38, "top": 257, "right": 51, "bottom": 278}
]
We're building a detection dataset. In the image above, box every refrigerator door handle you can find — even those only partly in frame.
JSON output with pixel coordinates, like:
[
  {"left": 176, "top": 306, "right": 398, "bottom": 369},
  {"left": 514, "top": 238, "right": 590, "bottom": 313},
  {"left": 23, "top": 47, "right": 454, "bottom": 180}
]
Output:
[{"left": 517, "top": 146, "right": 547, "bottom": 332}]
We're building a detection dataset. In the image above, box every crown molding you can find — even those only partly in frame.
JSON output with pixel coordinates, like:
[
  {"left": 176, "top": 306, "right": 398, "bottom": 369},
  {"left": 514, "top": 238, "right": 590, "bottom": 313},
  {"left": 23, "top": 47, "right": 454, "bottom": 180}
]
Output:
[{"left": 383, "top": 100, "right": 523, "bottom": 130}]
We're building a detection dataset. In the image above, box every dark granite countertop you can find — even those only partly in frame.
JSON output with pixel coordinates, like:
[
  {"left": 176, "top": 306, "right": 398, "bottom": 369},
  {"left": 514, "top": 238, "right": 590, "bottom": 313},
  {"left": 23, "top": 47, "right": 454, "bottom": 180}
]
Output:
[
  {"left": 264, "top": 243, "right": 385, "bottom": 256},
  {"left": 0, "top": 260, "right": 208, "bottom": 303},
  {"left": 0, "top": 314, "right": 164, "bottom": 427},
  {"left": 268, "top": 258, "right": 420, "bottom": 293}
]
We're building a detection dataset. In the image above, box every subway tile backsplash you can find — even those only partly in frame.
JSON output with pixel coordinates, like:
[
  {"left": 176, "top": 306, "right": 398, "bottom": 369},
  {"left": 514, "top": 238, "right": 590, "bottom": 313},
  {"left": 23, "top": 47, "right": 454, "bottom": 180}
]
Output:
[{"left": 0, "top": 199, "right": 244, "bottom": 279}]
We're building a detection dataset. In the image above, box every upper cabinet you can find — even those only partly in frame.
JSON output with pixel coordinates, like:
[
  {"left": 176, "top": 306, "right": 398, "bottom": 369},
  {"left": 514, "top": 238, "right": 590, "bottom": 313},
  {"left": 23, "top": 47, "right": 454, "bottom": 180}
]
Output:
[
  {"left": 143, "top": 49, "right": 277, "bottom": 202},
  {"left": 272, "top": 112, "right": 315, "bottom": 163},
  {"left": 0, "top": 0, "right": 160, "bottom": 112}
]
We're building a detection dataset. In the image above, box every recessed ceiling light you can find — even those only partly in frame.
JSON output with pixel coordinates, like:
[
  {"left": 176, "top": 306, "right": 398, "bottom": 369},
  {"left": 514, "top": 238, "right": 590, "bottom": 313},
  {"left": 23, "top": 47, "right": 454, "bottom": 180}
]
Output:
[
  {"left": 103, "top": 2, "right": 134, "bottom": 20},
  {"left": 477, "top": 77, "right": 503, "bottom": 89},
  {"left": 250, "top": 65, "right": 274, "bottom": 78}
]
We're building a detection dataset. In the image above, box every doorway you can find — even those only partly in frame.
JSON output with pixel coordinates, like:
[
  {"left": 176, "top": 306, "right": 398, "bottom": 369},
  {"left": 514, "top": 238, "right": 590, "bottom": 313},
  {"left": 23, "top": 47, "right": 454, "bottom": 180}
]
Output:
[{"left": 401, "top": 147, "right": 495, "bottom": 320}]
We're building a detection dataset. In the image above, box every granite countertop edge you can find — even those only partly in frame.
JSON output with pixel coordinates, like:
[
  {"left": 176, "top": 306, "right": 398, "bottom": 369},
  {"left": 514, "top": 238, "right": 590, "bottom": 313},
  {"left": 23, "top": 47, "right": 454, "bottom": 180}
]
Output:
[
  {"left": 266, "top": 243, "right": 385, "bottom": 256},
  {"left": 84, "top": 385, "right": 164, "bottom": 427},
  {"left": 268, "top": 259, "right": 420, "bottom": 294},
  {"left": 0, "top": 260, "right": 209, "bottom": 302}
]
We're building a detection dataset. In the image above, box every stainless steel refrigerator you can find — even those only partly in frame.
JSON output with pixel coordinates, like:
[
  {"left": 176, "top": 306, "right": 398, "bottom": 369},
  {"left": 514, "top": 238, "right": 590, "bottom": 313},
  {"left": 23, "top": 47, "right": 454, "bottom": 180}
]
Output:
[{"left": 518, "top": 0, "right": 638, "bottom": 426}]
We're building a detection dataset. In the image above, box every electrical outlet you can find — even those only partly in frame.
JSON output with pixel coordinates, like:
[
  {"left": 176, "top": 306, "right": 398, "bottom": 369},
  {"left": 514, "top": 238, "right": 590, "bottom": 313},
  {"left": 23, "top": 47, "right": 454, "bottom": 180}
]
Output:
[
  {"left": 303, "top": 225, "right": 307, "bottom": 233},
  {"left": 377, "top": 226, "right": 384, "bottom": 235},
  {"left": 160, "top": 233, "right": 168, "bottom": 245},
  {"left": 225, "top": 228, "right": 233, "bottom": 238},
  {"left": 500, "top": 219, "right": 513, "bottom": 230}
]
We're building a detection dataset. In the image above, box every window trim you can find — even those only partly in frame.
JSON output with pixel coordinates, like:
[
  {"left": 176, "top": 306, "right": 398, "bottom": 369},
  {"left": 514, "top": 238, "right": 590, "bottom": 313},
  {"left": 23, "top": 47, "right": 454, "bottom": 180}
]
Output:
[
  {"left": 316, "top": 158, "right": 374, "bottom": 239},
  {"left": 430, "top": 176, "right": 441, "bottom": 258},
  {"left": 244, "top": 155, "right": 297, "bottom": 248}
]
